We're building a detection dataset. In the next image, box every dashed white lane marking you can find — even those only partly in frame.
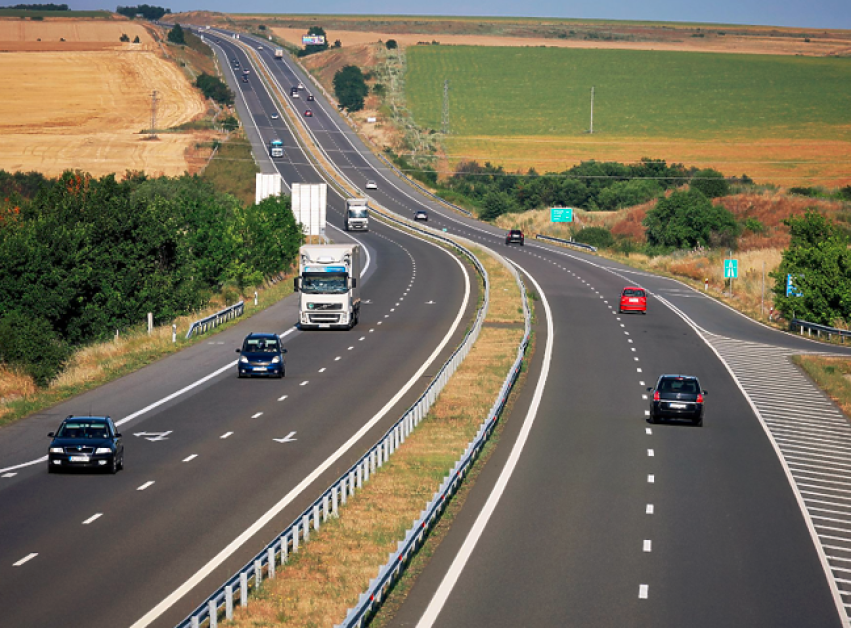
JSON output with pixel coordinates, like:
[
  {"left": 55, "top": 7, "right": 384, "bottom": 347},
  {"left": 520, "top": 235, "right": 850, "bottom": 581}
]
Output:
[
  {"left": 642, "top": 394, "right": 648, "bottom": 400},
  {"left": 300, "top": 381, "right": 309, "bottom": 386},
  {"left": 648, "top": 474, "right": 655, "bottom": 483},
  {"left": 646, "top": 504, "right": 655, "bottom": 514},
  {"left": 251, "top": 412, "right": 263, "bottom": 419},
  {"left": 646, "top": 427, "right": 652, "bottom": 434},
  {"left": 359, "top": 336, "right": 365, "bottom": 341},
  {"left": 648, "top": 449, "right": 655, "bottom": 457},
  {"left": 348, "top": 346, "right": 354, "bottom": 350},
  {"left": 369, "top": 329, "right": 375, "bottom": 333},
  {"left": 644, "top": 410, "right": 650, "bottom": 416},
  {"left": 631, "top": 348, "right": 637, "bottom": 352},
  {"left": 634, "top": 357, "right": 640, "bottom": 362},
  {"left": 385, "top": 315, "right": 389, "bottom": 318},
  {"left": 639, "top": 584, "right": 649, "bottom": 599},
  {"left": 643, "top": 540, "right": 652, "bottom": 552},
  {"left": 319, "top": 367, "right": 326, "bottom": 373},
  {"left": 137, "top": 481, "right": 155, "bottom": 491},
  {"left": 83, "top": 513, "right": 103, "bottom": 525},
  {"left": 2, "top": 472, "right": 16, "bottom": 478},
  {"left": 378, "top": 321, "right": 383, "bottom": 325},
  {"left": 13, "top": 553, "right": 37, "bottom": 567},
  {"left": 183, "top": 454, "right": 198, "bottom": 462},
  {"left": 640, "top": 381, "right": 645, "bottom": 386},
  {"left": 390, "top": 308, "right": 396, "bottom": 312},
  {"left": 637, "top": 368, "right": 643, "bottom": 373},
  {"left": 220, "top": 432, "right": 233, "bottom": 439},
  {"left": 278, "top": 395, "right": 288, "bottom": 401}
]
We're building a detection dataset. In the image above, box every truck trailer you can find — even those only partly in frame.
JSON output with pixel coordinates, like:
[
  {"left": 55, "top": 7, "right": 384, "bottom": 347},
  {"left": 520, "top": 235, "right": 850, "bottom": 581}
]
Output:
[
  {"left": 294, "top": 244, "right": 361, "bottom": 330},
  {"left": 274, "top": 48, "right": 284, "bottom": 58},
  {"left": 345, "top": 197, "right": 369, "bottom": 231}
]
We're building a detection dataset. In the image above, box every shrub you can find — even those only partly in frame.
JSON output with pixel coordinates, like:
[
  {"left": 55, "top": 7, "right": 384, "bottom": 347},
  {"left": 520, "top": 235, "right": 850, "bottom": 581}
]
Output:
[
  {"left": 133, "top": 35, "right": 140, "bottom": 43},
  {"left": 743, "top": 217, "right": 766, "bottom": 234},
  {"left": 333, "top": 65, "right": 368, "bottom": 112},
  {"left": 690, "top": 168, "right": 729, "bottom": 198},
  {"left": 195, "top": 73, "right": 234, "bottom": 106},
  {"left": 120, "top": 33, "right": 130, "bottom": 42},
  {"left": 574, "top": 226, "right": 614, "bottom": 249},
  {"left": 789, "top": 186, "right": 818, "bottom": 197},
  {"left": 643, "top": 189, "right": 739, "bottom": 249},
  {"left": 386, "top": 39, "right": 398, "bottom": 50},
  {"left": 0, "top": 311, "right": 71, "bottom": 387},
  {"left": 167, "top": 23, "right": 185, "bottom": 45},
  {"left": 479, "top": 190, "right": 516, "bottom": 221}
]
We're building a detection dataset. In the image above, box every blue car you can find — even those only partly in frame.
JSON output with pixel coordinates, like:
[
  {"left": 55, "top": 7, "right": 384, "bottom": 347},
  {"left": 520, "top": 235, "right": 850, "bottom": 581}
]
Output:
[
  {"left": 48, "top": 416, "right": 124, "bottom": 474},
  {"left": 237, "top": 332, "right": 287, "bottom": 378}
]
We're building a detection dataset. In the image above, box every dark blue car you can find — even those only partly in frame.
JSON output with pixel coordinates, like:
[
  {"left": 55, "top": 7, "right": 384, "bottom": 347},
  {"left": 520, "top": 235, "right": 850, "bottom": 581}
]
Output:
[
  {"left": 48, "top": 416, "right": 124, "bottom": 474},
  {"left": 237, "top": 332, "right": 287, "bottom": 378}
]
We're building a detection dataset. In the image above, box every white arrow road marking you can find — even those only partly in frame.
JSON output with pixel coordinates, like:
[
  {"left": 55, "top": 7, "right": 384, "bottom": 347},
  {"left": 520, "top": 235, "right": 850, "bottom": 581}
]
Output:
[
  {"left": 273, "top": 431, "right": 297, "bottom": 444},
  {"left": 83, "top": 513, "right": 103, "bottom": 525},
  {"left": 133, "top": 431, "right": 172, "bottom": 442},
  {"left": 13, "top": 553, "right": 37, "bottom": 567}
]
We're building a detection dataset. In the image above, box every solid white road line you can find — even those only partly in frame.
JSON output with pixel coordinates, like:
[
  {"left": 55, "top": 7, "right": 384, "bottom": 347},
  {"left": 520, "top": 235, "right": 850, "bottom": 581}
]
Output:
[
  {"left": 129, "top": 242, "right": 473, "bottom": 628},
  {"left": 83, "top": 513, "right": 103, "bottom": 525},
  {"left": 13, "top": 553, "right": 37, "bottom": 567},
  {"left": 183, "top": 454, "right": 198, "bottom": 463},
  {"left": 137, "top": 481, "right": 155, "bottom": 491},
  {"left": 415, "top": 261, "right": 553, "bottom": 628}
]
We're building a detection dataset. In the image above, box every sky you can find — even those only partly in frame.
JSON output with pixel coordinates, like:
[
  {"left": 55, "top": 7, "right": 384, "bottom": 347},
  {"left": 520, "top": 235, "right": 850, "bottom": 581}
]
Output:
[{"left": 78, "top": 0, "right": 851, "bottom": 30}]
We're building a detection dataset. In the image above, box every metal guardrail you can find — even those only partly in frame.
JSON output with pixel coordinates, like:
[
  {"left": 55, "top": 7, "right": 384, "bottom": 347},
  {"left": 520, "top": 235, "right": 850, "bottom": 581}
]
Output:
[
  {"left": 185, "top": 301, "right": 245, "bottom": 339},
  {"left": 792, "top": 318, "right": 851, "bottom": 342},
  {"left": 175, "top": 221, "right": 504, "bottom": 628},
  {"left": 534, "top": 233, "right": 598, "bottom": 252}
]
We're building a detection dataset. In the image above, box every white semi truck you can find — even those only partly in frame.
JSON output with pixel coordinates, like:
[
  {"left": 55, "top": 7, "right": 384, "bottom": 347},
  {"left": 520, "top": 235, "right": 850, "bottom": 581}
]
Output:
[
  {"left": 274, "top": 48, "right": 284, "bottom": 58},
  {"left": 268, "top": 139, "right": 284, "bottom": 158},
  {"left": 294, "top": 244, "right": 361, "bottom": 330},
  {"left": 345, "top": 197, "right": 369, "bottom": 231}
]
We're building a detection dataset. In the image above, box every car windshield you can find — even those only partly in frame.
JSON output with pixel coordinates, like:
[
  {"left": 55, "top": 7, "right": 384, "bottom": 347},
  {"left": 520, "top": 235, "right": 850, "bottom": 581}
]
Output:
[
  {"left": 659, "top": 379, "right": 698, "bottom": 394},
  {"left": 244, "top": 338, "right": 279, "bottom": 353},
  {"left": 57, "top": 422, "right": 110, "bottom": 439},
  {"left": 301, "top": 272, "right": 348, "bottom": 294},
  {"left": 348, "top": 208, "right": 368, "bottom": 218},
  {"left": 623, "top": 289, "right": 646, "bottom": 297}
]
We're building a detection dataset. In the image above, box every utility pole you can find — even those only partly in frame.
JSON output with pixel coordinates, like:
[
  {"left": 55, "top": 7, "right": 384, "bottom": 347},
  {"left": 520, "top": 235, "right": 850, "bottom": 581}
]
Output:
[
  {"left": 442, "top": 79, "right": 450, "bottom": 135},
  {"left": 150, "top": 90, "right": 159, "bottom": 139},
  {"left": 589, "top": 86, "right": 594, "bottom": 134}
]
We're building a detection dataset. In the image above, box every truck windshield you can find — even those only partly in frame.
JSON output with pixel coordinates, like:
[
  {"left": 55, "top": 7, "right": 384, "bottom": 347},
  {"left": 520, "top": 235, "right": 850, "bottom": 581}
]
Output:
[
  {"left": 301, "top": 272, "right": 348, "bottom": 294},
  {"left": 348, "top": 209, "right": 368, "bottom": 219}
]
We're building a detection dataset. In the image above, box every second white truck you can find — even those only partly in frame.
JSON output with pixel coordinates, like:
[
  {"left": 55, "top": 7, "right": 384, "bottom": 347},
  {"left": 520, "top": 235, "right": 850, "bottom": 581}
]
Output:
[
  {"left": 345, "top": 197, "right": 369, "bottom": 231},
  {"left": 294, "top": 244, "right": 361, "bottom": 330}
]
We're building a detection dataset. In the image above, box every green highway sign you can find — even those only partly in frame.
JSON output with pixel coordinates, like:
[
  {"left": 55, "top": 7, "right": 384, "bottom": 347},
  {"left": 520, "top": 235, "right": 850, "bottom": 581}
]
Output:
[
  {"left": 724, "top": 259, "right": 738, "bottom": 279},
  {"left": 551, "top": 208, "right": 573, "bottom": 223}
]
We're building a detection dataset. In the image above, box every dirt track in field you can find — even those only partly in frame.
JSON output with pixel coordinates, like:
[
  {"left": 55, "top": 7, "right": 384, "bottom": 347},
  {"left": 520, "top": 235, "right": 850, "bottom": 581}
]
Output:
[{"left": 0, "top": 19, "right": 208, "bottom": 177}]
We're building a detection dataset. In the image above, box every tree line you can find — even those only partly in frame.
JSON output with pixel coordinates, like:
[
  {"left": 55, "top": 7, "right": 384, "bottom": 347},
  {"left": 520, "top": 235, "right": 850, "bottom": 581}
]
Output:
[
  {"left": 0, "top": 170, "right": 302, "bottom": 385},
  {"left": 116, "top": 4, "right": 170, "bottom": 20}
]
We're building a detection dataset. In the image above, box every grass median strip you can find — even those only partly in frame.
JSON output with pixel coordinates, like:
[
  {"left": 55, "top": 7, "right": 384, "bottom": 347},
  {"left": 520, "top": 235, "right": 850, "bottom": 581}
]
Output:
[
  {"left": 792, "top": 355, "right": 851, "bottom": 418},
  {"left": 226, "top": 246, "right": 526, "bottom": 627}
]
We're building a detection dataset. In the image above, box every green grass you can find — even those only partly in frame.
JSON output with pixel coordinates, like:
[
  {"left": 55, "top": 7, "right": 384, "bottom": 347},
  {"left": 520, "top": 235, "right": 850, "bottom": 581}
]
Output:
[
  {"left": 0, "top": 9, "right": 112, "bottom": 17},
  {"left": 201, "top": 133, "right": 259, "bottom": 206},
  {"left": 792, "top": 355, "right": 851, "bottom": 418},
  {"left": 406, "top": 46, "right": 851, "bottom": 141}
]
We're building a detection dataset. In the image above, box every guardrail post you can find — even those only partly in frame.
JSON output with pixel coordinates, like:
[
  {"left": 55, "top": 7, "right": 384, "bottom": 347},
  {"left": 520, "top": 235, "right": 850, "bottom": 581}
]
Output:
[
  {"left": 357, "top": 463, "right": 363, "bottom": 488},
  {"left": 191, "top": 615, "right": 199, "bottom": 628},
  {"left": 313, "top": 504, "right": 321, "bottom": 530},
  {"left": 209, "top": 600, "right": 218, "bottom": 628},
  {"left": 268, "top": 547, "right": 276, "bottom": 579},
  {"left": 240, "top": 572, "right": 248, "bottom": 607},
  {"left": 293, "top": 523, "right": 299, "bottom": 553},
  {"left": 332, "top": 484, "right": 339, "bottom": 516},
  {"left": 255, "top": 559, "right": 262, "bottom": 587},
  {"left": 172, "top": 324, "right": 176, "bottom": 344},
  {"left": 323, "top": 493, "right": 330, "bottom": 522},
  {"left": 226, "top": 585, "right": 234, "bottom": 620},
  {"left": 302, "top": 513, "right": 310, "bottom": 542},
  {"left": 281, "top": 535, "right": 288, "bottom": 564}
]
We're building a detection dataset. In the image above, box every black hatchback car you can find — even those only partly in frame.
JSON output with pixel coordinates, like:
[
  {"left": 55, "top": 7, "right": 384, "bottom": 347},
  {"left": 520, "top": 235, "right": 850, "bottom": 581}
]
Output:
[
  {"left": 648, "top": 375, "right": 707, "bottom": 426},
  {"left": 48, "top": 416, "right": 124, "bottom": 473},
  {"left": 506, "top": 229, "right": 524, "bottom": 245},
  {"left": 237, "top": 332, "right": 287, "bottom": 378}
]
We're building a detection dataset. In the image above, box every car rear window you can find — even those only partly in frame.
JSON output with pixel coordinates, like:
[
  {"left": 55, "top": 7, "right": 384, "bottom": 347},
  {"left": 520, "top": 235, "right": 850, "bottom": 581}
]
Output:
[
  {"left": 659, "top": 378, "right": 698, "bottom": 394},
  {"left": 623, "top": 289, "right": 645, "bottom": 297}
]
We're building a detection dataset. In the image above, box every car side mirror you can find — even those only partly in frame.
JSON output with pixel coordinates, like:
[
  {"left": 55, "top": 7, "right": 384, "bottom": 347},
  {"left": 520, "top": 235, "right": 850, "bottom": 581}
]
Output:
[
  {"left": 115, "top": 433, "right": 122, "bottom": 438},
  {"left": 236, "top": 348, "right": 241, "bottom": 353},
  {"left": 282, "top": 348, "right": 288, "bottom": 354},
  {"left": 703, "top": 390, "right": 708, "bottom": 395},
  {"left": 646, "top": 387, "right": 653, "bottom": 392},
  {"left": 48, "top": 432, "right": 54, "bottom": 437}
]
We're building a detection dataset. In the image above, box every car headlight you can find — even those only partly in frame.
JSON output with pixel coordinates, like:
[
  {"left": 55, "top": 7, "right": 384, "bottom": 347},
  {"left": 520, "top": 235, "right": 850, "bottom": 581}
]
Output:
[
  {"left": 49, "top": 447, "right": 63, "bottom": 453},
  {"left": 271, "top": 356, "right": 281, "bottom": 364},
  {"left": 240, "top": 356, "right": 249, "bottom": 363},
  {"left": 95, "top": 448, "right": 113, "bottom": 455}
]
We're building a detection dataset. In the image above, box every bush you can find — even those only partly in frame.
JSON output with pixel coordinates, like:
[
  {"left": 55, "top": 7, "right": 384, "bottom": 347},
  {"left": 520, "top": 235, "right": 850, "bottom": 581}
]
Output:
[
  {"left": 690, "top": 168, "right": 729, "bottom": 198},
  {"left": 333, "top": 65, "right": 368, "bottom": 112},
  {"left": 596, "top": 178, "right": 662, "bottom": 211},
  {"left": 574, "top": 226, "right": 614, "bottom": 249},
  {"left": 771, "top": 210, "right": 851, "bottom": 325},
  {"left": 743, "top": 217, "right": 766, "bottom": 234},
  {"left": 790, "top": 186, "right": 818, "bottom": 197},
  {"left": 167, "top": 23, "right": 185, "bottom": 45},
  {"left": 116, "top": 4, "right": 171, "bottom": 20},
  {"left": 479, "top": 190, "right": 516, "bottom": 221},
  {"left": 220, "top": 115, "right": 239, "bottom": 132},
  {"left": 119, "top": 33, "right": 130, "bottom": 42},
  {"left": 386, "top": 39, "right": 398, "bottom": 49},
  {"left": 0, "top": 311, "right": 71, "bottom": 387},
  {"left": 133, "top": 35, "right": 140, "bottom": 43},
  {"left": 643, "top": 189, "right": 739, "bottom": 249},
  {"left": 195, "top": 73, "right": 233, "bottom": 106}
]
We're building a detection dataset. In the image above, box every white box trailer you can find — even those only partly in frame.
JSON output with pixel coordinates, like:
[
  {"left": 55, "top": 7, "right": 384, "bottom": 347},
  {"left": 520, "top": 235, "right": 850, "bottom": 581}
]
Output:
[
  {"left": 294, "top": 244, "right": 361, "bottom": 329},
  {"left": 275, "top": 48, "right": 284, "bottom": 58},
  {"left": 345, "top": 197, "right": 369, "bottom": 231},
  {"left": 291, "top": 183, "right": 327, "bottom": 237}
]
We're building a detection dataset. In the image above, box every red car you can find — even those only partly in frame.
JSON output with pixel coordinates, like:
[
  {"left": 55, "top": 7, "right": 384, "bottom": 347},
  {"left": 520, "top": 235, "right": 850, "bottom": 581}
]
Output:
[
  {"left": 619, "top": 286, "right": 647, "bottom": 314},
  {"left": 304, "top": 109, "right": 313, "bottom": 117}
]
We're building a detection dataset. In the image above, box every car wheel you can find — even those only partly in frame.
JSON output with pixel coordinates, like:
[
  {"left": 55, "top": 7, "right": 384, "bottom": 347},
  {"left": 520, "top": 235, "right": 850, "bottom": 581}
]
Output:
[
  {"left": 649, "top": 413, "right": 657, "bottom": 424},
  {"left": 48, "top": 463, "right": 56, "bottom": 474},
  {"left": 109, "top": 456, "right": 118, "bottom": 474},
  {"left": 118, "top": 453, "right": 124, "bottom": 470},
  {"left": 694, "top": 417, "right": 703, "bottom": 427}
]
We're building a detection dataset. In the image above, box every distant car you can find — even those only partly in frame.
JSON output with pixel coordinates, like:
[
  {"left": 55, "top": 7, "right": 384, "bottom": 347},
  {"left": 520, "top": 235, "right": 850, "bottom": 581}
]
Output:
[
  {"left": 242, "top": 69, "right": 250, "bottom": 75},
  {"left": 619, "top": 286, "right": 647, "bottom": 314},
  {"left": 505, "top": 229, "right": 524, "bottom": 246},
  {"left": 271, "top": 111, "right": 279, "bottom": 120},
  {"left": 48, "top": 416, "right": 124, "bottom": 474},
  {"left": 414, "top": 210, "right": 428, "bottom": 221},
  {"left": 231, "top": 58, "right": 239, "bottom": 65},
  {"left": 365, "top": 180, "right": 377, "bottom": 190},
  {"left": 306, "top": 94, "right": 315, "bottom": 101},
  {"left": 648, "top": 375, "right": 707, "bottom": 427},
  {"left": 291, "top": 87, "right": 300, "bottom": 98},
  {"left": 257, "top": 45, "right": 263, "bottom": 50},
  {"left": 241, "top": 75, "right": 248, "bottom": 83},
  {"left": 237, "top": 332, "right": 287, "bottom": 378},
  {"left": 297, "top": 82, "right": 304, "bottom": 89},
  {"left": 304, "top": 109, "right": 313, "bottom": 117}
]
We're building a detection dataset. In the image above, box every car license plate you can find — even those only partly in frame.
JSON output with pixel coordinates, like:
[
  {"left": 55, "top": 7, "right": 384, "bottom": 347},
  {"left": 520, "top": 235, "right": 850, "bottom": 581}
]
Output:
[
  {"left": 669, "top": 403, "right": 687, "bottom": 409},
  {"left": 70, "top": 455, "right": 90, "bottom": 462},
  {"left": 630, "top": 298, "right": 639, "bottom": 303},
  {"left": 253, "top": 367, "right": 266, "bottom": 371}
]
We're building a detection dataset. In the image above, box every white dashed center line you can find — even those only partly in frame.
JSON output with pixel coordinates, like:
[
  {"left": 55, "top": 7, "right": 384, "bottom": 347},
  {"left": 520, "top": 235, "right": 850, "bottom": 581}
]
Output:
[
  {"left": 648, "top": 449, "right": 655, "bottom": 457},
  {"left": 359, "top": 336, "right": 365, "bottom": 341},
  {"left": 645, "top": 428, "right": 652, "bottom": 434},
  {"left": 13, "top": 553, "right": 37, "bottom": 567},
  {"left": 647, "top": 474, "right": 655, "bottom": 483},
  {"left": 137, "top": 481, "right": 155, "bottom": 491},
  {"left": 637, "top": 368, "right": 643, "bottom": 373},
  {"left": 251, "top": 412, "right": 263, "bottom": 419},
  {"left": 82, "top": 513, "right": 102, "bottom": 525},
  {"left": 643, "top": 540, "right": 652, "bottom": 552},
  {"left": 319, "top": 367, "right": 326, "bottom": 373},
  {"left": 278, "top": 395, "right": 288, "bottom": 401},
  {"left": 646, "top": 504, "right": 655, "bottom": 514},
  {"left": 639, "top": 584, "right": 649, "bottom": 599},
  {"left": 221, "top": 432, "right": 233, "bottom": 439},
  {"left": 183, "top": 454, "right": 198, "bottom": 462},
  {"left": 300, "top": 381, "right": 309, "bottom": 386}
]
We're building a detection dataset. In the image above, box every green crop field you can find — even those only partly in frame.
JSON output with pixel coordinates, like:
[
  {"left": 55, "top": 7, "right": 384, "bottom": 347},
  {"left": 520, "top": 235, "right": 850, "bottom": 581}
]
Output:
[{"left": 406, "top": 46, "right": 851, "bottom": 141}]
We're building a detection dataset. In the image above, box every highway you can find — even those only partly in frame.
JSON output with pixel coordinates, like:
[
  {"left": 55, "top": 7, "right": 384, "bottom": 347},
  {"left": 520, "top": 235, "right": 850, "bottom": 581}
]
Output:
[
  {"left": 0, "top": 34, "right": 477, "bottom": 628},
  {"left": 216, "top": 30, "right": 851, "bottom": 628}
]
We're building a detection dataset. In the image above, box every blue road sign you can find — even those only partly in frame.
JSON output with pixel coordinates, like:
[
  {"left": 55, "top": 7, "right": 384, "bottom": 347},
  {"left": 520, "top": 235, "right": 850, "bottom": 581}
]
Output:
[
  {"left": 724, "top": 259, "right": 738, "bottom": 279},
  {"left": 551, "top": 208, "right": 573, "bottom": 223},
  {"left": 786, "top": 274, "right": 803, "bottom": 297}
]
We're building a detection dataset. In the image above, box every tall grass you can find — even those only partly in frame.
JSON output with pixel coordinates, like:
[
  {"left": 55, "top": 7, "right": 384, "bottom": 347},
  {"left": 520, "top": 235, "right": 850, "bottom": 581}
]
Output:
[
  {"left": 793, "top": 356, "right": 851, "bottom": 418},
  {"left": 201, "top": 131, "right": 259, "bottom": 206},
  {"left": 227, "top": 247, "right": 526, "bottom": 627}
]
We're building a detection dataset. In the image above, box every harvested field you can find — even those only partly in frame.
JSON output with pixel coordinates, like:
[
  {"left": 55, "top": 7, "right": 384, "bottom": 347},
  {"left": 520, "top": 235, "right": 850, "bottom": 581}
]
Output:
[
  {"left": 0, "top": 18, "right": 154, "bottom": 51},
  {"left": 0, "top": 50, "right": 208, "bottom": 177}
]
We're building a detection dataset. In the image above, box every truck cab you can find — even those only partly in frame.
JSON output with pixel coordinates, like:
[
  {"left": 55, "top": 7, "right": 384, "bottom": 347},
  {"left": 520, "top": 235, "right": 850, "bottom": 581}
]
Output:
[
  {"left": 345, "top": 198, "right": 369, "bottom": 231},
  {"left": 294, "top": 245, "right": 361, "bottom": 330},
  {"left": 268, "top": 139, "right": 284, "bottom": 158}
]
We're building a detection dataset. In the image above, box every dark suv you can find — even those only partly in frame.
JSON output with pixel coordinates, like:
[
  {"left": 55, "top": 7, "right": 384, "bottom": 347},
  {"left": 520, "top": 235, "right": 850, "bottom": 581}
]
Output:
[
  {"left": 48, "top": 416, "right": 124, "bottom": 473},
  {"left": 648, "top": 375, "right": 707, "bottom": 426},
  {"left": 506, "top": 230, "right": 524, "bottom": 246},
  {"left": 237, "top": 332, "right": 287, "bottom": 378}
]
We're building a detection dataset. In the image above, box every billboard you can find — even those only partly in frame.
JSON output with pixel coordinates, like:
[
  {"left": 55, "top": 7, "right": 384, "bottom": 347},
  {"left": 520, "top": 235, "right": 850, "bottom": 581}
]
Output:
[{"left": 302, "top": 35, "right": 326, "bottom": 45}]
